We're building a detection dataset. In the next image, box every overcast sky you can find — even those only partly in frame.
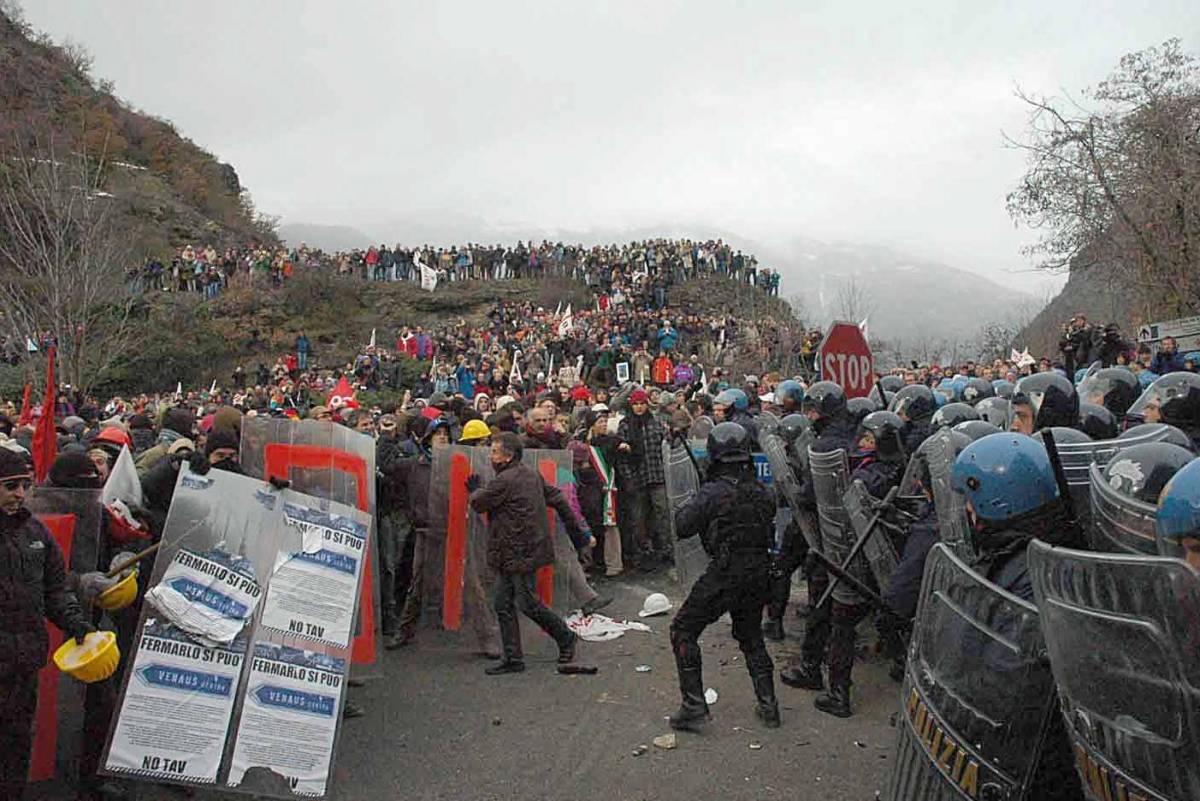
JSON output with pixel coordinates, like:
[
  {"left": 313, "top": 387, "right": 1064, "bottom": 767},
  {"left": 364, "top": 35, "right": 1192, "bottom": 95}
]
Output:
[{"left": 20, "top": 1, "right": 1199, "bottom": 293}]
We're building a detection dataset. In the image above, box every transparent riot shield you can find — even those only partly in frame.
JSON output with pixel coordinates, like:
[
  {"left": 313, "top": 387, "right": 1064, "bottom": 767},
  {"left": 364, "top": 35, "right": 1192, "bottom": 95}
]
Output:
[
  {"left": 843, "top": 480, "right": 897, "bottom": 591},
  {"left": 888, "top": 544, "right": 1062, "bottom": 801},
  {"left": 809, "top": 447, "right": 864, "bottom": 605},
  {"left": 1087, "top": 462, "right": 1159, "bottom": 555},
  {"left": 897, "top": 430, "right": 973, "bottom": 560},
  {"left": 102, "top": 468, "right": 369, "bottom": 799},
  {"left": 665, "top": 440, "right": 708, "bottom": 591},
  {"left": 687, "top": 415, "right": 714, "bottom": 442},
  {"left": 424, "top": 445, "right": 501, "bottom": 648},
  {"left": 761, "top": 431, "right": 816, "bottom": 549},
  {"left": 524, "top": 449, "right": 576, "bottom": 614},
  {"left": 24, "top": 488, "right": 103, "bottom": 787},
  {"left": 1028, "top": 542, "right": 1200, "bottom": 801},
  {"left": 239, "top": 417, "right": 381, "bottom": 674},
  {"left": 757, "top": 410, "right": 780, "bottom": 437}
]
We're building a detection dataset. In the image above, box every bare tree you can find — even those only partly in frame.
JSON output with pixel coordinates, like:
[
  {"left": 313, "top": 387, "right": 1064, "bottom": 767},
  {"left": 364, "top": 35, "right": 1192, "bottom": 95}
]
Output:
[
  {"left": 0, "top": 135, "right": 137, "bottom": 393},
  {"left": 1005, "top": 39, "right": 1200, "bottom": 315},
  {"left": 833, "top": 275, "right": 875, "bottom": 323}
]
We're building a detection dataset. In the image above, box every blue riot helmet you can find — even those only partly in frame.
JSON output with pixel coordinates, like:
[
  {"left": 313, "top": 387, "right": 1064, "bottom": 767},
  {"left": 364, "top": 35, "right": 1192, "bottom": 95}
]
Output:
[
  {"left": 935, "top": 377, "right": 965, "bottom": 404},
  {"left": 714, "top": 388, "right": 749, "bottom": 412},
  {"left": 991, "top": 379, "right": 1015, "bottom": 399},
  {"left": 1009, "top": 372, "right": 1079, "bottom": 434},
  {"left": 952, "top": 432, "right": 1059, "bottom": 522},
  {"left": 1156, "top": 457, "right": 1200, "bottom": 554},
  {"left": 961, "top": 377, "right": 994, "bottom": 406},
  {"left": 775, "top": 380, "right": 805, "bottom": 412},
  {"left": 1105, "top": 442, "right": 1194, "bottom": 506},
  {"left": 802, "top": 381, "right": 848, "bottom": 423},
  {"left": 1126, "top": 372, "right": 1200, "bottom": 440},
  {"left": 879, "top": 374, "right": 905, "bottom": 394},
  {"left": 1077, "top": 367, "right": 1139, "bottom": 421}
]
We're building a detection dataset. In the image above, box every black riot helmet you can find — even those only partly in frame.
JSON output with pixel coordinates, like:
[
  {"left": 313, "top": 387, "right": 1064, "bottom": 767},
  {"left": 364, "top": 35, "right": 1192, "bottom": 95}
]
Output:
[
  {"left": 1102, "top": 442, "right": 1195, "bottom": 505},
  {"left": 801, "top": 381, "right": 847, "bottom": 424},
  {"left": 1045, "top": 426, "right": 1092, "bottom": 446},
  {"left": 1077, "top": 367, "right": 1139, "bottom": 420},
  {"left": 953, "top": 420, "right": 1001, "bottom": 442},
  {"left": 879, "top": 375, "right": 904, "bottom": 394},
  {"left": 779, "top": 413, "right": 811, "bottom": 445},
  {"left": 707, "top": 421, "right": 752, "bottom": 464},
  {"left": 859, "top": 410, "right": 905, "bottom": 462},
  {"left": 974, "top": 396, "right": 1009, "bottom": 428},
  {"left": 931, "top": 402, "right": 979, "bottom": 430},
  {"left": 991, "top": 379, "right": 1015, "bottom": 399},
  {"left": 908, "top": 429, "right": 972, "bottom": 495},
  {"left": 1078, "top": 402, "right": 1119, "bottom": 440},
  {"left": 1011, "top": 372, "right": 1079, "bottom": 432},
  {"left": 889, "top": 384, "right": 936, "bottom": 423},
  {"left": 961, "top": 377, "right": 995, "bottom": 406},
  {"left": 847, "top": 396, "right": 879, "bottom": 426},
  {"left": 1126, "top": 372, "right": 1200, "bottom": 435},
  {"left": 1117, "top": 422, "right": 1197, "bottom": 453}
]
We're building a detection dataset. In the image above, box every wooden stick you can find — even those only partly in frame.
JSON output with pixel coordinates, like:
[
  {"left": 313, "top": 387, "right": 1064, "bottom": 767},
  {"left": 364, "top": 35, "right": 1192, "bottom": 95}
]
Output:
[{"left": 105, "top": 542, "right": 161, "bottom": 578}]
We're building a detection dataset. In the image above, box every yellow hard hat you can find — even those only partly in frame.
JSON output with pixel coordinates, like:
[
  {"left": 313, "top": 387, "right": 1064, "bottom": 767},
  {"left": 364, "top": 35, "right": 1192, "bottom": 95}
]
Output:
[{"left": 459, "top": 419, "right": 491, "bottom": 443}]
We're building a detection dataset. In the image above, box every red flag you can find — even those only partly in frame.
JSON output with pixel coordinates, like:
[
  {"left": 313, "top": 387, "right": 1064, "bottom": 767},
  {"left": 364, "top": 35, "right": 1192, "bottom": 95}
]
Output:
[
  {"left": 326, "top": 376, "right": 358, "bottom": 409},
  {"left": 17, "top": 383, "right": 33, "bottom": 426},
  {"left": 31, "top": 347, "right": 56, "bottom": 483}
]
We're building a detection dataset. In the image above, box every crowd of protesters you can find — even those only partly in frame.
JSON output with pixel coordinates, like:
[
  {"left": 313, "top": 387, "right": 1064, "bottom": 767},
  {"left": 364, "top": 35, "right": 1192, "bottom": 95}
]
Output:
[{"left": 126, "top": 237, "right": 782, "bottom": 300}]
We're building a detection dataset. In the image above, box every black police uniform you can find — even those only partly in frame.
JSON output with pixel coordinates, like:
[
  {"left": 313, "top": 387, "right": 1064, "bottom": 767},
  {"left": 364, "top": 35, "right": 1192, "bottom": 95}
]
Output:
[
  {"left": 669, "top": 462, "right": 778, "bottom": 728},
  {"left": 901, "top": 419, "right": 934, "bottom": 456}
]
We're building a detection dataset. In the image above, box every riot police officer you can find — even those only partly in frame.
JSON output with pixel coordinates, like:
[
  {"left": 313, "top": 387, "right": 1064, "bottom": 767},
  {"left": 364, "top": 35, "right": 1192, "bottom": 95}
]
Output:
[
  {"left": 1126, "top": 372, "right": 1200, "bottom": 449},
  {"left": 775, "top": 379, "right": 805, "bottom": 415},
  {"left": 713, "top": 388, "right": 760, "bottom": 448},
  {"left": 890, "top": 384, "right": 937, "bottom": 454},
  {"left": 669, "top": 422, "right": 779, "bottom": 731},
  {"left": 763, "top": 413, "right": 810, "bottom": 641},
  {"left": 1156, "top": 457, "right": 1200, "bottom": 569},
  {"left": 779, "top": 381, "right": 855, "bottom": 692},
  {"left": 1008, "top": 372, "right": 1079, "bottom": 436}
]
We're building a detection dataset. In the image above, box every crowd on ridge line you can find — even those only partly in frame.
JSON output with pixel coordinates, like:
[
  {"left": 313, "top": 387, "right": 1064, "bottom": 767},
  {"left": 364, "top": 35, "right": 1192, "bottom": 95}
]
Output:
[
  {"left": 123, "top": 237, "right": 783, "bottom": 299},
  {"left": 4, "top": 314, "right": 1200, "bottom": 796}
]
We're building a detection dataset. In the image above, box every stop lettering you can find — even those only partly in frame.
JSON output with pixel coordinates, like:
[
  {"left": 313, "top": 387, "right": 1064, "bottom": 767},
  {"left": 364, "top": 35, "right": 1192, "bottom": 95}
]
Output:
[{"left": 817, "top": 322, "right": 875, "bottom": 398}]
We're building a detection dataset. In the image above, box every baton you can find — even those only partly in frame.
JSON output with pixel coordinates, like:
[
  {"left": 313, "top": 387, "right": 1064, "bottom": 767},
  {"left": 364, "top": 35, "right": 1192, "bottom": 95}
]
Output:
[
  {"left": 1039, "top": 429, "right": 1079, "bottom": 536},
  {"left": 814, "top": 484, "right": 900, "bottom": 609},
  {"left": 806, "top": 547, "right": 899, "bottom": 616},
  {"left": 105, "top": 542, "right": 161, "bottom": 578}
]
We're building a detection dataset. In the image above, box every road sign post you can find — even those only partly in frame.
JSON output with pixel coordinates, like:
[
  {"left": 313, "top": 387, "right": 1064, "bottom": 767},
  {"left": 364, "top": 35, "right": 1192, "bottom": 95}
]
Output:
[{"left": 818, "top": 321, "right": 875, "bottom": 398}]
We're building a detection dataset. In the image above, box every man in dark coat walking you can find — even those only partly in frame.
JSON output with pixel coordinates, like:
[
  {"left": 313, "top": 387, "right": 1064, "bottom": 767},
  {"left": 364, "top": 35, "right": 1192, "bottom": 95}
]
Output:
[{"left": 468, "top": 432, "right": 586, "bottom": 674}]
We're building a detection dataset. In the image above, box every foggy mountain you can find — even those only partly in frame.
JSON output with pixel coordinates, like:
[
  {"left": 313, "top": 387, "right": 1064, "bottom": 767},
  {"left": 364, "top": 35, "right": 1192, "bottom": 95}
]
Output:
[{"left": 278, "top": 222, "right": 377, "bottom": 252}]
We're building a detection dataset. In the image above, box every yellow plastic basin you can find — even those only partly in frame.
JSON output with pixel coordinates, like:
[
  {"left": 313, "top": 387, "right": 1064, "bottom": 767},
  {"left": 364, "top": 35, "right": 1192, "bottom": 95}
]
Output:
[
  {"left": 53, "top": 631, "right": 120, "bottom": 683},
  {"left": 96, "top": 569, "right": 138, "bottom": 611}
]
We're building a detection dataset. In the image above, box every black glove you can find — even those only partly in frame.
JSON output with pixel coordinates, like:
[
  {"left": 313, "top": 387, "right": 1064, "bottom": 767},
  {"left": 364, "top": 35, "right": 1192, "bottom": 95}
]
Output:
[
  {"left": 69, "top": 621, "right": 96, "bottom": 645},
  {"left": 188, "top": 452, "right": 211, "bottom": 476},
  {"left": 268, "top": 475, "right": 291, "bottom": 491},
  {"left": 465, "top": 474, "right": 482, "bottom": 493}
]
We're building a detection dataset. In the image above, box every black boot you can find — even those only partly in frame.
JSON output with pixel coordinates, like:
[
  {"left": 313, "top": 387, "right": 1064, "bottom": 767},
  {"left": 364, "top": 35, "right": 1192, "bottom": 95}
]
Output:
[
  {"left": 814, "top": 684, "right": 852, "bottom": 718},
  {"left": 761, "top": 617, "right": 784, "bottom": 641},
  {"left": 751, "top": 672, "right": 781, "bottom": 728},
  {"left": 669, "top": 667, "right": 710, "bottom": 732},
  {"left": 779, "top": 659, "right": 824, "bottom": 690}
]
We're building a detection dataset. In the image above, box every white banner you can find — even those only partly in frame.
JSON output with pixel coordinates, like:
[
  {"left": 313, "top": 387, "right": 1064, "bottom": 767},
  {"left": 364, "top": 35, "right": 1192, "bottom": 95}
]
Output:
[
  {"left": 259, "top": 503, "right": 368, "bottom": 649},
  {"left": 105, "top": 622, "right": 246, "bottom": 784},
  {"left": 227, "top": 643, "right": 345, "bottom": 796},
  {"left": 420, "top": 263, "right": 438, "bottom": 292}
]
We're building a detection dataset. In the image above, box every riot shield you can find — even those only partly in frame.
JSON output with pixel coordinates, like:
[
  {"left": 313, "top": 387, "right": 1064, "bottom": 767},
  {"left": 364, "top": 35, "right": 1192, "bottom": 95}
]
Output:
[
  {"left": 525, "top": 449, "right": 577, "bottom": 615},
  {"left": 424, "top": 445, "right": 501, "bottom": 647},
  {"left": 687, "top": 415, "right": 714, "bottom": 442},
  {"left": 757, "top": 410, "right": 780, "bottom": 437},
  {"left": 1028, "top": 542, "right": 1200, "bottom": 801},
  {"left": 888, "top": 544, "right": 1062, "bottom": 801},
  {"left": 808, "top": 446, "right": 864, "bottom": 605},
  {"left": 761, "top": 431, "right": 818, "bottom": 549},
  {"left": 665, "top": 440, "right": 708, "bottom": 591},
  {"left": 1086, "top": 462, "right": 1159, "bottom": 555},
  {"left": 897, "top": 430, "right": 973, "bottom": 560},
  {"left": 843, "top": 480, "right": 897, "bottom": 592},
  {"left": 24, "top": 488, "right": 103, "bottom": 787},
  {"left": 1054, "top": 428, "right": 1178, "bottom": 532},
  {"left": 239, "top": 417, "right": 381, "bottom": 674}
]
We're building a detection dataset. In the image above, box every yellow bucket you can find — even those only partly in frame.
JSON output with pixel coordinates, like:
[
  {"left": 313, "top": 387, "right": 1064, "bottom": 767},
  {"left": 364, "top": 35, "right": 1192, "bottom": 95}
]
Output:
[
  {"left": 53, "top": 631, "right": 120, "bottom": 683},
  {"left": 96, "top": 569, "right": 138, "bottom": 611}
]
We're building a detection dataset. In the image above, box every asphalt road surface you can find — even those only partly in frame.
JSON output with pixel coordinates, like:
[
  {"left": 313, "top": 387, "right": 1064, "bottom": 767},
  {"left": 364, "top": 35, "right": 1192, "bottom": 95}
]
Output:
[{"left": 39, "top": 573, "right": 899, "bottom": 801}]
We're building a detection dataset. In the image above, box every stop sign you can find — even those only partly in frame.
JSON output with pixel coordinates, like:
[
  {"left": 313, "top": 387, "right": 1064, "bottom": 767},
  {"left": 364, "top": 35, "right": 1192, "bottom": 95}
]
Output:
[{"left": 817, "top": 321, "right": 875, "bottom": 398}]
